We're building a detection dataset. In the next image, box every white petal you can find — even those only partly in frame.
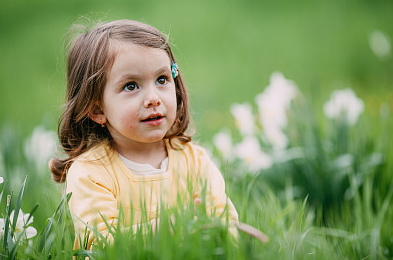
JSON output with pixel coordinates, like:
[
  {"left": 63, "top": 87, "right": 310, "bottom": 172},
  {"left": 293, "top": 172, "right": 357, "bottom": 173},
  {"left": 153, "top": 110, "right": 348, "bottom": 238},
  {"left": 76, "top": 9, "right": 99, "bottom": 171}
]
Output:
[
  {"left": 230, "top": 103, "right": 255, "bottom": 136},
  {"left": 264, "top": 126, "right": 289, "bottom": 150},
  {"left": 10, "top": 210, "right": 15, "bottom": 221},
  {"left": 235, "top": 136, "right": 272, "bottom": 171},
  {"left": 23, "top": 214, "right": 33, "bottom": 226},
  {"left": 213, "top": 131, "right": 234, "bottom": 161},
  {"left": 0, "top": 218, "right": 5, "bottom": 230},
  {"left": 25, "top": 226, "right": 37, "bottom": 239},
  {"left": 255, "top": 72, "right": 297, "bottom": 146},
  {"left": 323, "top": 88, "right": 364, "bottom": 125}
]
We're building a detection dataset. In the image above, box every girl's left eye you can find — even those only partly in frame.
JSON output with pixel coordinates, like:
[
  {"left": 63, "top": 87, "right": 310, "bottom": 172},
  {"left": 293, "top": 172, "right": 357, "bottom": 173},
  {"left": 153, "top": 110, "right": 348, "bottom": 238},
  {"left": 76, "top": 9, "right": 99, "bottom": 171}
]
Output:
[{"left": 156, "top": 76, "right": 167, "bottom": 85}]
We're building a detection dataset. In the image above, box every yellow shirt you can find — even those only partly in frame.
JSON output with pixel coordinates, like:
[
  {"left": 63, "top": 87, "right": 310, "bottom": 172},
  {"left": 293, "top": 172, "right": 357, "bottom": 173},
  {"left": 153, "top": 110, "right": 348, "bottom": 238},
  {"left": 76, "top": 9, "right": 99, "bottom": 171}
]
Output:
[{"left": 66, "top": 139, "right": 239, "bottom": 248}]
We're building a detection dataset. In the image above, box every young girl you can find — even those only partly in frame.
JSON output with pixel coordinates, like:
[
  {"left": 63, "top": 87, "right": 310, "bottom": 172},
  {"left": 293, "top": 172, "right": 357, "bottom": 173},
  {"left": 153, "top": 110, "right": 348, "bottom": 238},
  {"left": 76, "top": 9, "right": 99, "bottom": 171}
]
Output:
[{"left": 50, "top": 19, "right": 238, "bottom": 249}]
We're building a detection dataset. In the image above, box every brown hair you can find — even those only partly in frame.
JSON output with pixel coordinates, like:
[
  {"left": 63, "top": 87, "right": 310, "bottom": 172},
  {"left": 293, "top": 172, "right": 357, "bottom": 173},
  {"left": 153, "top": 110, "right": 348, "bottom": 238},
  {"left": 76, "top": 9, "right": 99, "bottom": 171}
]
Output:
[{"left": 50, "top": 19, "right": 192, "bottom": 183}]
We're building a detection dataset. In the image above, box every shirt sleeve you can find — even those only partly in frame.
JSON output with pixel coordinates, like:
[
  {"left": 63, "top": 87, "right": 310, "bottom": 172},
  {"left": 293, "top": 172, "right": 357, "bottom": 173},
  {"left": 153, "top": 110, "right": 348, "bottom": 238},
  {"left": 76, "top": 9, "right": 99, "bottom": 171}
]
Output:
[{"left": 193, "top": 147, "right": 239, "bottom": 226}]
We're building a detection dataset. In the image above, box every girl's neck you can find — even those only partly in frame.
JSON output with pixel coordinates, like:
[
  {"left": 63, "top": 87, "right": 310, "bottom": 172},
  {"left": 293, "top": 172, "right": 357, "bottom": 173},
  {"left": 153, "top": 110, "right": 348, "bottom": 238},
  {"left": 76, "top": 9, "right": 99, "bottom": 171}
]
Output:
[{"left": 114, "top": 139, "right": 167, "bottom": 169}]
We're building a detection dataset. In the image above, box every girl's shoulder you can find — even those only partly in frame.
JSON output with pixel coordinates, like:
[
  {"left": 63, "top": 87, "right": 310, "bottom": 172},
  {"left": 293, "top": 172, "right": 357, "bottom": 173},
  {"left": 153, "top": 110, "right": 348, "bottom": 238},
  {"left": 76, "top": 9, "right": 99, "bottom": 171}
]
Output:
[
  {"left": 66, "top": 141, "right": 117, "bottom": 188},
  {"left": 167, "top": 138, "right": 211, "bottom": 160},
  {"left": 67, "top": 141, "right": 116, "bottom": 177},
  {"left": 73, "top": 141, "right": 115, "bottom": 164}
]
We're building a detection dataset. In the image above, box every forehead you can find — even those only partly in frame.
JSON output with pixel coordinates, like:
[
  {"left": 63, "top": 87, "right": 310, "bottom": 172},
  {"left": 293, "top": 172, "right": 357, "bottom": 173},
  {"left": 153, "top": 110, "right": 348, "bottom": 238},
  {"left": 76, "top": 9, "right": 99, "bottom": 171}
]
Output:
[
  {"left": 105, "top": 41, "right": 172, "bottom": 84},
  {"left": 109, "top": 41, "right": 171, "bottom": 67},
  {"left": 105, "top": 41, "right": 172, "bottom": 87}
]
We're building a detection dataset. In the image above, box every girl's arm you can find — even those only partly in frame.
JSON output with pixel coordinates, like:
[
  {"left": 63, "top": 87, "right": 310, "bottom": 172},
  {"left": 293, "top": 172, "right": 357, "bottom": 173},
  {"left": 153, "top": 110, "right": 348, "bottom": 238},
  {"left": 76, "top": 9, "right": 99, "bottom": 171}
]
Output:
[
  {"left": 66, "top": 160, "right": 155, "bottom": 249},
  {"left": 193, "top": 146, "right": 239, "bottom": 225}
]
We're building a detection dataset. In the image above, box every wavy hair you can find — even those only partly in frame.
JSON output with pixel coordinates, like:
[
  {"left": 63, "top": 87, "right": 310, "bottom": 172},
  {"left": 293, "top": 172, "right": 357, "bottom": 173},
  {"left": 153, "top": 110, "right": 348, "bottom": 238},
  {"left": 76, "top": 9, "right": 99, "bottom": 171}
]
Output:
[{"left": 50, "top": 20, "right": 191, "bottom": 183}]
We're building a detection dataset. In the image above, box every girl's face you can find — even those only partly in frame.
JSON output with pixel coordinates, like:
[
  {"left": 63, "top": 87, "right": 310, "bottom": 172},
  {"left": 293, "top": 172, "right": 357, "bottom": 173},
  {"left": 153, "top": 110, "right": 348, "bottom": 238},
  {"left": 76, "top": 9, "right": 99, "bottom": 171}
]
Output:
[{"left": 92, "top": 42, "right": 177, "bottom": 150}]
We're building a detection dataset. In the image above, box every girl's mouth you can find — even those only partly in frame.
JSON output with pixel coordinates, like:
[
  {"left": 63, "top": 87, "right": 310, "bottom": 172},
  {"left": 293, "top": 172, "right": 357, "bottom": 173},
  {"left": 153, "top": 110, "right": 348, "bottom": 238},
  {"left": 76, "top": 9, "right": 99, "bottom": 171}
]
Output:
[
  {"left": 141, "top": 115, "right": 164, "bottom": 122},
  {"left": 141, "top": 114, "right": 164, "bottom": 126}
]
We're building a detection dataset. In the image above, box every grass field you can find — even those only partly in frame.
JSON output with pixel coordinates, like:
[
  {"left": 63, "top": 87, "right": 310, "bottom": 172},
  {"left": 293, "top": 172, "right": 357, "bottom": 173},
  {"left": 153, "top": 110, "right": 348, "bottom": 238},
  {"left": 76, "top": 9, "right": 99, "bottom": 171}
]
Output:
[{"left": 0, "top": 0, "right": 392, "bottom": 259}]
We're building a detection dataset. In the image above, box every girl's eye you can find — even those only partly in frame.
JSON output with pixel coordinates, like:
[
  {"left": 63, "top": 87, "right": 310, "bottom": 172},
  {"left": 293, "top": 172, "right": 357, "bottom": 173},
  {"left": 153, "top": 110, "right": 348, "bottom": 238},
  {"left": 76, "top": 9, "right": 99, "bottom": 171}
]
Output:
[
  {"left": 123, "top": 82, "right": 139, "bottom": 92},
  {"left": 156, "top": 76, "right": 167, "bottom": 85}
]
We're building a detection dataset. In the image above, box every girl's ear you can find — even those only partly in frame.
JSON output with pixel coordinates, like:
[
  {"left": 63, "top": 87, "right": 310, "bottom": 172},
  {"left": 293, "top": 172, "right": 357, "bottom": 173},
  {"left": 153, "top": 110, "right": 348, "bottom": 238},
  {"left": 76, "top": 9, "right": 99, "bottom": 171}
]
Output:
[{"left": 88, "top": 105, "right": 106, "bottom": 125}]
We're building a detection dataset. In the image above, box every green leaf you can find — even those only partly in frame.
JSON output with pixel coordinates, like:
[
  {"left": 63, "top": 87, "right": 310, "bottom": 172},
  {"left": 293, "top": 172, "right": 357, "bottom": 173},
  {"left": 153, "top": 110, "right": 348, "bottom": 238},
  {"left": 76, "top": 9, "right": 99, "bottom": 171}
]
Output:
[
  {"left": 38, "top": 218, "right": 53, "bottom": 253},
  {"left": 2, "top": 194, "right": 12, "bottom": 259},
  {"left": 73, "top": 249, "right": 95, "bottom": 260},
  {"left": 10, "top": 177, "right": 27, "bottom": 238},
  {"left": 38, "top": 192, "right": 72, "bottom": 252},
  {"left": 25, "top": 204, "right": 39, "bottom": 226},
  {"left": 0, "top": 182, "right": 5, "bottom": 208},
  {"left": 98, "top": 212, "right": 115, "bottom": 238},
  {"left": 74, "top": 215, "right": 109, "bottom": 248}
]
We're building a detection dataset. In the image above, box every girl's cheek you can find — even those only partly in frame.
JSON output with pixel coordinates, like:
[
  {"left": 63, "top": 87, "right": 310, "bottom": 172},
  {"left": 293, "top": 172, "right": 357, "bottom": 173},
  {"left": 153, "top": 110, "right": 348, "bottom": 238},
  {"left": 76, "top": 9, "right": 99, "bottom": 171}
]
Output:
[
  {"left": 121, "top": 113, "right": 139, "bottom": 124},
  {"left": 117, "top": 106, "right": 138, "bottom": 121}
]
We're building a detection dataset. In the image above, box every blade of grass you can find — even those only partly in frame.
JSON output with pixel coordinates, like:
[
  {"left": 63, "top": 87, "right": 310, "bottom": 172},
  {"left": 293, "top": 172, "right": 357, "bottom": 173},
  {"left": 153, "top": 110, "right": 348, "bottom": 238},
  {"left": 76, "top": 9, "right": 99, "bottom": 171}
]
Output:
[
  {"left": 38, "top": 218, "right": 53, "bottom": 253},
  {"left": 98, "top": 212, "right": 115, "bottom": 238},
  {"left": 24, "top": 204, "right": 39, "bottom": 226},
  {"left": 74, "top": 215, "right": 109, "bottom": 248},
  {"left": 0, "top": 182, "right": 5, "bottom": 207},
  {"left": 10, "top": 177, "right": 27, "bottom": 238},
  {"left": 73, "top": 249, "right": 95, "bottom": 260},
  {"left": 38, "top": 192, "right": 72, "bottom": 252},
  {"left": 1, "top": 194, "right": 12, "bottom": 259}
]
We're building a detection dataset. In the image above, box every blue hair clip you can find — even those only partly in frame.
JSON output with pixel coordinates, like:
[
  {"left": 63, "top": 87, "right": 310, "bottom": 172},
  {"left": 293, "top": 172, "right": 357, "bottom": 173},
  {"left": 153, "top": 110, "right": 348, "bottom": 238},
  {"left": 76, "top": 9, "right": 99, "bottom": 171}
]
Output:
[{"left": 171, "top": 62, "right": 179, "bottom": 79}]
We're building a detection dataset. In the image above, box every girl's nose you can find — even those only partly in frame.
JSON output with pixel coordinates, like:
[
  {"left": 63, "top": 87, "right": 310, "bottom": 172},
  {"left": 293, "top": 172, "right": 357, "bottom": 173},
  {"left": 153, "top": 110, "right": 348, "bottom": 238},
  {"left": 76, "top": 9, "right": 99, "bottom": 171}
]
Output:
[{"left": 144, "top": 87, "right": 161, "bottom": 108}]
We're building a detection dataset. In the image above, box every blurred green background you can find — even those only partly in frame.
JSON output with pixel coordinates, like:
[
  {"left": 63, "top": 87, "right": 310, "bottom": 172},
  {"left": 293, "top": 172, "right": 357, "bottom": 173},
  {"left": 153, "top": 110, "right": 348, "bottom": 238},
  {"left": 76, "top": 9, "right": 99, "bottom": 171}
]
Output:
[
  {"left": 0, "top": 0, "right": 392, "bottom": 140},
  {"left": 0, "top": 1, "right": 393, "bottom": 257}
]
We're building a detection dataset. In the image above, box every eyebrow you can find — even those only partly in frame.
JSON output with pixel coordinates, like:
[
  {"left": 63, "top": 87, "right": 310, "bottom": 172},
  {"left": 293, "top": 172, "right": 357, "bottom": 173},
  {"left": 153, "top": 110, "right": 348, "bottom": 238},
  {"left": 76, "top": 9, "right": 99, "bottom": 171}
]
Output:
[{"left": 114, "top": 66, "right": 171, "bottom": 86}]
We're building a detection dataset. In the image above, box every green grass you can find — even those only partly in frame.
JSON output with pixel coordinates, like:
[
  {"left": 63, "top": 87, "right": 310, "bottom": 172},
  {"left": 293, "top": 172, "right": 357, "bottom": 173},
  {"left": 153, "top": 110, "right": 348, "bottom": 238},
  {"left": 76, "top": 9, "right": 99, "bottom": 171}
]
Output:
[
  {"left": 1, "top": 109, "right": 392, "bottom": 259},
  {"left": 2, "top": 171, "right": 391, "bottom": 259}
]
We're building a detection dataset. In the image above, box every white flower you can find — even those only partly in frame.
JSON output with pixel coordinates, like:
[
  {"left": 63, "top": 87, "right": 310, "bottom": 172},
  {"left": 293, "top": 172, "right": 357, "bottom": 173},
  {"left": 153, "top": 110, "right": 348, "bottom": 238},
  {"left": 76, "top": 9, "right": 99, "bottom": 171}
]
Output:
[
  {"left": 255, "top": 72, "right": 297, "bottom": 149},
  {"left": 369, "top": 30, "right": 391, "bottom": 59},
  {"left": 323, "top": 88, "right": 364, "bottom": 125},
  {"left": 0, "top": 218, "right": 5, "bottom": 239},
  {"left": 213, "top": 130, "right": 234, "bottom": 162},
  {"left": 230, "top": 103, "right": 255, "bottom": 136},
  {"left": 0, "top": 177, "right": 3, "bottom": 184},
  {"left": 264, "top": 126, "right": 289, "bottom": 150},
  {"left": 24, "top": 126, "right": 57, "bottom": 171},
  {"left": 10, "top": 210, "right": 37, "bottom": 241},
  {"left": 235, "top": 136, "right": 272, "bottom": 171}
]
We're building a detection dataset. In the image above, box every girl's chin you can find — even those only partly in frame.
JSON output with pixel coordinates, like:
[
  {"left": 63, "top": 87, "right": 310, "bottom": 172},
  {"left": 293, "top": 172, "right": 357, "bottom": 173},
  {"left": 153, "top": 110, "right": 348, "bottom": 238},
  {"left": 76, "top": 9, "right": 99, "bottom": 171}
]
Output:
[
  {"left": 109, "top": 128, "right": 169, "bottom": 145},
  {"left": 136, "top": 134, "right": 168, "bottom": 144}
]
